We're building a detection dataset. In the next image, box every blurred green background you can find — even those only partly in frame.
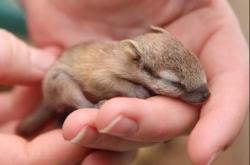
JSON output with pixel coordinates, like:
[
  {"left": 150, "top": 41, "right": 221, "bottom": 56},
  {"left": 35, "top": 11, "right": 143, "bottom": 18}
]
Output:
[{"left": 0, "top": 0, "right": 26, "bottom": 35}]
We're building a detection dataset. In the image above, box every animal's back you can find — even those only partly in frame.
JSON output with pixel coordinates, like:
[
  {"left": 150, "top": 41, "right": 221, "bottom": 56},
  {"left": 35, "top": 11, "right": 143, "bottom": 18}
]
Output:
[{"left": 43, "top": 41, "right": 127, "bottom": 104}]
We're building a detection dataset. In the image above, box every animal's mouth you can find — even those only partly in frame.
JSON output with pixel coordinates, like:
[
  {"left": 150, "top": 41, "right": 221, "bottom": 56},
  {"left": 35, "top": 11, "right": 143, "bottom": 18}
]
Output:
[
  {"left": 180, "top": 90, "right": 211, "bottom": 104},
  {"left": 180, "top": 84, "right": 210, "bottom": 104},
  {"left": 183, "top": 99, "right": 209, "bottom": 105}
]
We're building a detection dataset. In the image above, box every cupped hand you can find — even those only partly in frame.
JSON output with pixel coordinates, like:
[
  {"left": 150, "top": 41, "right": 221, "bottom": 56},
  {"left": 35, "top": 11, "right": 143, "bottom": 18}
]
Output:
[
  {"left": 0, "top": 30, "right": 135, "bottom": 165},
  {"left": 22, "top": 0, "right": 249, "bottom": 165}
]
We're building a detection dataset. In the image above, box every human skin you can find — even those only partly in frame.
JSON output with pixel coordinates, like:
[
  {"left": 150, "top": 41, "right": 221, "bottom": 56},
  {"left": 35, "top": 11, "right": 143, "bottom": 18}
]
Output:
[
  {"left": 0, "top": 30, "right": 137, "bottom": 164},
  {"left": 0, "top": 0, "right": 248, "bottom": 165}
]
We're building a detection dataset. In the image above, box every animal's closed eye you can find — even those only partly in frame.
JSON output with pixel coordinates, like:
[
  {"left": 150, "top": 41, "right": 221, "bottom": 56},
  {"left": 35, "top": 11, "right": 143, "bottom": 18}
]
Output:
[
  {"left": 143, "top": 65, "right": 153, "bottom": 74},
  {"left": 170, "top": 81, "right": 186, "bottom": 91},
  {"left": 143, "top": 65, "right": 160, "bottom": 78}
]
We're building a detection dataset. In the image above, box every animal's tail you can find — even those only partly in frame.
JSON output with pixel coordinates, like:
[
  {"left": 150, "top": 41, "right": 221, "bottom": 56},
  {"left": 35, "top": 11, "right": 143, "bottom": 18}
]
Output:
[{"left": 16, "top": 103, "right": 57, "bottom": 137}]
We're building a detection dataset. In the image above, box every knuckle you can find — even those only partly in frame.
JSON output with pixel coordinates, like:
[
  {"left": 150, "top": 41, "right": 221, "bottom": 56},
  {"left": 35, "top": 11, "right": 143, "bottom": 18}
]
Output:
[
  {"left": 0, "top": 29, "right": 31, "bottom": 82},
  {"left": 0, "top": 30, "right": 14, "bottom": 80}
]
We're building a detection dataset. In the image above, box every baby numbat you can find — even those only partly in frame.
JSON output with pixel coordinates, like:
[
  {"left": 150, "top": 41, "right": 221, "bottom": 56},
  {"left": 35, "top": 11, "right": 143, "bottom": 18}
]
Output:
[{"left": 17, "top": 26, "right": 210, "bottom": 137}]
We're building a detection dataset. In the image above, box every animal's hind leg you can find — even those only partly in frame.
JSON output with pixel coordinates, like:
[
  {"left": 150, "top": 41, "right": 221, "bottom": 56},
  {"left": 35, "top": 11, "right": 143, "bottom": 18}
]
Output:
[
  {"left": 44, "top": 70, "right": 94, "bottom": 126},
  {"left": 44, "top": 70, "right": 94, "bottom": 111},
  {"left": 16, "top": 70, "right": 93, "bottom": 137}
]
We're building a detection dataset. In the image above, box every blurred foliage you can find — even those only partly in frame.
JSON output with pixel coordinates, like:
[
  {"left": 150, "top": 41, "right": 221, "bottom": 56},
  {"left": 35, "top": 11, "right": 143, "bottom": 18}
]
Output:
[{"left": 0, "top": 0, "right": 27, "bottom": 35}]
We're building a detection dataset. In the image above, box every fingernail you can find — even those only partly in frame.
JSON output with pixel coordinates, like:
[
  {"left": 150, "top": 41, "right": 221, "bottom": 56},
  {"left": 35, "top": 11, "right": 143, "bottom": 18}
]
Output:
[
  {"left": 70, "top": 126, "right": 98, "bottom": 144},
  {"left": 99, "top": 115, "right": 138, "bottom": 136},
  {"left": 207, "top": 150, "right": 223, "bottom": 165},
  {"left": 31, "top": 49, "right": 56, "bottom": 71}
]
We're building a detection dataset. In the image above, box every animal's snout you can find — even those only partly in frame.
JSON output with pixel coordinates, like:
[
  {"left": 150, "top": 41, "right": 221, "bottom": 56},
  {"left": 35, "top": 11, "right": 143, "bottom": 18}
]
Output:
[
  {"left": 201, "top": 89, "right": 210, "bottom": 101},
  {"left": 181, "top": 85, "right": 210, "bottom": 103},
  {"left": 194, "top": 85, "right": 210, "bottom": 101}
]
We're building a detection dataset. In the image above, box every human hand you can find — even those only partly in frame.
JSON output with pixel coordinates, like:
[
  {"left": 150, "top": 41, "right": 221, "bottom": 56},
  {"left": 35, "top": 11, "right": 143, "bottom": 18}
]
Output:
[
  {"left": 0, "top": 30, "right": 135, "bottom": 165},
  {"left": 22, "top": 0, "right": 249, "bottom": 164}
]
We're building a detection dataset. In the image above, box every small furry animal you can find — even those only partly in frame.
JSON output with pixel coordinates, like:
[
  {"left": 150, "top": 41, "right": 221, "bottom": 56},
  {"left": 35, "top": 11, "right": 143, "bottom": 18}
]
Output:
[{"left": 17, "top": 26, "right": 210, "bottom": 137}]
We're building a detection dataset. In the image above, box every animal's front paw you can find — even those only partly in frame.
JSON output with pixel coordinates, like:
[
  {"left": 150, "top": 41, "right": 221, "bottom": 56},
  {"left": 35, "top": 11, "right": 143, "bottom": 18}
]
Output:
[
  {"left": 94, "top": 100, "right": 107, "bottom": 108},
  {"left": 134, "top": 86, "right": 151, "bottom": 99}
]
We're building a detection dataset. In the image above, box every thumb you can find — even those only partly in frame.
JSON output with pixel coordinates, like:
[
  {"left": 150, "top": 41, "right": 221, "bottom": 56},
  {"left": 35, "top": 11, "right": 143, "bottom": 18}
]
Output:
[{"left": 0, "top": 29, "right": 59, "bottom": 85}]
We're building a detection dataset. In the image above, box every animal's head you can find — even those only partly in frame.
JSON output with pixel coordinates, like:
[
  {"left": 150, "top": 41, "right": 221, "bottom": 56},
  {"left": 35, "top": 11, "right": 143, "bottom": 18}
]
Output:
[{"left": 120, "top": 26, "right": 210, "bottom": 103}]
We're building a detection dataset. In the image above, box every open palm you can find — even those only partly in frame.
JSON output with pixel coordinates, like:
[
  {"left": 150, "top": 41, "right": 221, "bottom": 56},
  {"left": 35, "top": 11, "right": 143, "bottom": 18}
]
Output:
[{"left": 1, "top": 0, "right": 247, "bottom": 164}]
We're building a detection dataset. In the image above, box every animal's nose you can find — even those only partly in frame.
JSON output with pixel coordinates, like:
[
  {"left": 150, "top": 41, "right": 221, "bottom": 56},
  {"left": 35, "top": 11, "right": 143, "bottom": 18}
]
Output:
[
  {"left": 201, "top": 90, "right": 210, "bottom": 101},
  {"left": 181, "top": 85, "right": 210, "bottom": 103},
  {"left": 192, "top": 85, "right": 210, "bottom": 102}
]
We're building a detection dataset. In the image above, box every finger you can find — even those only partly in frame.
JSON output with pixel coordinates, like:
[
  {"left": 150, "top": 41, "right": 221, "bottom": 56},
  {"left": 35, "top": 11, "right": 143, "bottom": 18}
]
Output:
[
  {"left": 81, "top": 150, "right": 137, "bottom": 165},
  {"left": 0, "top": 130, "right": 90, "bottom": 164},
  {"left": 0, "top": 86, "right": 41, "bottom": 124},
  {"left": 63, "top": 109, "right": 153, "bottom": 151},
  {"left": 188, "top": 2, "right": 249, "bottom": 164},
  {"left": 188, "top": 73, "right": 249, "bottom": 165},
  {"left": 0, "top": 120, "right": 19, "bottom": 134},
  {"left": 165, "top": 0, "right": 226, "bottom": 55},
  {"left": 96, "top": 97, "right": 199, "bottom": 142},
  {"left": 0, "top": 29, "right": 58, "bottom": 85}
]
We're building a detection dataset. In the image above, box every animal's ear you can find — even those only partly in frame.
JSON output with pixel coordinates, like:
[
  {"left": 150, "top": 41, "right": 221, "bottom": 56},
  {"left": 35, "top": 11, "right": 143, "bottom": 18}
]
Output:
[
  {"left": 120, "top": 39, "right": 143, "bottom": 60},
  {"left": 150, "top": 25, "right": 169, "bottom": 34}
]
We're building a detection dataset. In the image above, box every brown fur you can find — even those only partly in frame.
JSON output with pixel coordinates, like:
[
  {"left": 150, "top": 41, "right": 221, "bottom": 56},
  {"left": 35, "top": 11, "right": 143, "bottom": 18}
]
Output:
[{"left": 16, "top": 27, "right": 209, "bottom": 137}]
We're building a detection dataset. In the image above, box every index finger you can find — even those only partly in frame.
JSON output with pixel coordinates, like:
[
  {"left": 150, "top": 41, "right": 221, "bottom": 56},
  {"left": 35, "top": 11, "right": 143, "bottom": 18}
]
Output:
[{"left": 0, "top": 29, "right": 58, "bottom": 85}]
